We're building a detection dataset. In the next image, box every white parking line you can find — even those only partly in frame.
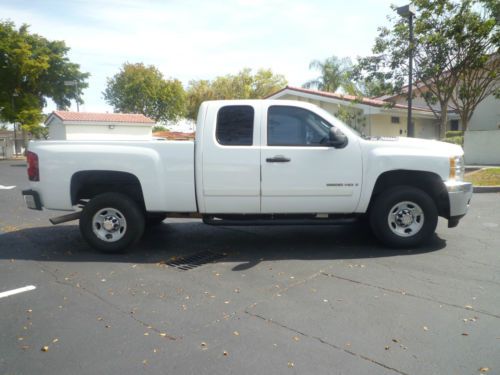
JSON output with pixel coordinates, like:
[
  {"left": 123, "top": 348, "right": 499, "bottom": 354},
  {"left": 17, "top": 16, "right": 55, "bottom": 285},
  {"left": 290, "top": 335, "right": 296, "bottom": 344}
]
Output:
[
  {"left": 0, "top": 185, "right": 16, "bottom": 190},
  {"left": 0, "top": 285, "right": 36, "bottom": 299}
]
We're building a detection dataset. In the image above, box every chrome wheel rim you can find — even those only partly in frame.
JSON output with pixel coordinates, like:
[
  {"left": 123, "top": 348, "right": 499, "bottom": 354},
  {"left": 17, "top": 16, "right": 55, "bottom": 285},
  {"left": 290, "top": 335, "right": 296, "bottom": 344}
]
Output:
[
  {"left": 387, "top": 201, "right": 424, "bottom": 237},
  {"left": 92, "top": 208, "right": 127, "bottom": 242}
]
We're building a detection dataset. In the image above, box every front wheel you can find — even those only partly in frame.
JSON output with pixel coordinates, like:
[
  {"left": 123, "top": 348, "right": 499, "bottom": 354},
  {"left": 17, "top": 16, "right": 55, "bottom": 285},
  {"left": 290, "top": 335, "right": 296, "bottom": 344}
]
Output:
[
  {"left": 369, "top": 186, "right": 438, "bottom": 248},
  {"left": 79, "top": 193, "right": 145, "bottom": 253}
]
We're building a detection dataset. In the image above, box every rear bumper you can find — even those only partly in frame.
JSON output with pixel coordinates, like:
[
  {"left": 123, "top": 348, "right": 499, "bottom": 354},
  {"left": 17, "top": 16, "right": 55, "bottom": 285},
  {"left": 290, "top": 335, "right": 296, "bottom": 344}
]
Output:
[
  {"left": 22, "top": 189, "right": 42, "bottom": 211},
  {"left": 445, "top": 181, "right": 473, "bottom": 227}
]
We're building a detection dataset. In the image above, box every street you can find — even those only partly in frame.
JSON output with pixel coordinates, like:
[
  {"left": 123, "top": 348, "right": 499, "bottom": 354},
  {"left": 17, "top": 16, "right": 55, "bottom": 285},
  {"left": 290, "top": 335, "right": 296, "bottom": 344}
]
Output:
[{"left": 1, "top": 159, "right": 499, "bottom": 374}]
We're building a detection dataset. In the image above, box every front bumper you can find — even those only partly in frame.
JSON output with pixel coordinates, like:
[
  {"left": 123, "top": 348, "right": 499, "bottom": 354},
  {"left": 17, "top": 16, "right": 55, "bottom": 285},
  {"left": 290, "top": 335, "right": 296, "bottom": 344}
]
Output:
[
  {"left": 445, "top": 181, "right": 473, "bottom": 227},
  {"left": 22, "top": 189, "right": 43, "bottom": 211}
]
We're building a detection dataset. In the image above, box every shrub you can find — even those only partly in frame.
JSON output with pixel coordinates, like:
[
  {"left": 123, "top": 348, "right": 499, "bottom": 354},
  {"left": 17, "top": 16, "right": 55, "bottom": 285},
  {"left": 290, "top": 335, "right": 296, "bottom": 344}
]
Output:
[
  {"left": 445, "top": 130, "right": 463, "bottom": 138},
  {"left": 441, "top": 136, "right": 464, "bottom": 146}
]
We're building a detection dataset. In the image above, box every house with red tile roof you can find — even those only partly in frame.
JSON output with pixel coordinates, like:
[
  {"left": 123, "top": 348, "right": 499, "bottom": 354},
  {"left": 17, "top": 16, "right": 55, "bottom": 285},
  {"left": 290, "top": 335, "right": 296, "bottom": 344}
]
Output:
[
  {"left": 45, "top": 111, "right": 156, "bottom": 140},
  {"left": 267, "top": 86, "right": 451, "bottom": 139}
]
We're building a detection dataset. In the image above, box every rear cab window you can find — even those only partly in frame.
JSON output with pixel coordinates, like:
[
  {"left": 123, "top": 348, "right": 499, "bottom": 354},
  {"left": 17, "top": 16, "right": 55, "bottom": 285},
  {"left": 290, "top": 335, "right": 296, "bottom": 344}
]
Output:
[{"left": 216, "top": 105, "right": 254, "bottom": 146}]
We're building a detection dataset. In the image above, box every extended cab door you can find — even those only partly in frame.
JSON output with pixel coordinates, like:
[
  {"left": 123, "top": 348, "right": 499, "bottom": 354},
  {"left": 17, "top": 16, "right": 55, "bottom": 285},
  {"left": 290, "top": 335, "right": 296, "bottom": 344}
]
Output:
[
  {"left": 260, "top": 103, "right": 362, "bottom": 213},
  {"left": 197, "top": 102, "right": 261, "bottom": 213}
]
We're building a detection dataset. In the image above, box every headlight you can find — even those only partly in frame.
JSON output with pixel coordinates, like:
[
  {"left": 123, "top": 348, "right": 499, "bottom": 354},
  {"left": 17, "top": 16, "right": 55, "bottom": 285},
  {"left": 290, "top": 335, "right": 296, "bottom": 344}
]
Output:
[{"left": 449, "top": 156, "right": 464, "bottom": 181}]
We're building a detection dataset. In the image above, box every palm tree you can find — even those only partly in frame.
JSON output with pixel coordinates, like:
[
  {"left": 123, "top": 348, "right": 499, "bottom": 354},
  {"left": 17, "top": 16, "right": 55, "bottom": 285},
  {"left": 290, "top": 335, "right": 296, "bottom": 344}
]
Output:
[{"left": 303, "top": 56, "right": 354, "bottom": 93}]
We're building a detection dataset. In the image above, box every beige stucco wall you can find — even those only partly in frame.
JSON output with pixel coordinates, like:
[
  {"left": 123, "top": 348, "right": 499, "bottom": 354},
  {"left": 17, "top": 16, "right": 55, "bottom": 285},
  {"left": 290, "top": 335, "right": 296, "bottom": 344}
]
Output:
[
  {"left": 464, "top": 130, "right": 500, "bottom": 164},
  {"left": 65, "top": 125, "right": 152, "bottom": 140},
  {"left": 369, "top": 114, "right": 403, "bottom": 137},
  {"left": 47, "top": 117, "right": 66, "bottom": 140},
  {"left": 467, "top": 94, "right": 500, "bottom": 131}
]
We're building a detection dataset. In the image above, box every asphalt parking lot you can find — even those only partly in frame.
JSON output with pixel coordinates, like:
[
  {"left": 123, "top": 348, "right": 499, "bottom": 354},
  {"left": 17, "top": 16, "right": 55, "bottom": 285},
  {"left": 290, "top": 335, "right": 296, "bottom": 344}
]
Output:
[{"left": 1, "top": 159, "right": 499, "bottom": 375}]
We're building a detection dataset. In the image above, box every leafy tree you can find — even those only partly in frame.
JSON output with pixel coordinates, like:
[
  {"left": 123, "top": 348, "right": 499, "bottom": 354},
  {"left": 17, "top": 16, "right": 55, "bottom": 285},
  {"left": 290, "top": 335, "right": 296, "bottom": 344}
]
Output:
[
  {"left": 356, "top": 0, "right": 499, "bottom": 137},
  {"left": 104, "top": 63, "right": 186, "bottom": 122},
  {"left": 185, "top": 80, "right": 216, "bottom": 120},
  {"left": 0, "top": 20, "right": 89, "bottom": 139},
  {"left": 186, "top": 68, "right": 287, "bottom": 120}
]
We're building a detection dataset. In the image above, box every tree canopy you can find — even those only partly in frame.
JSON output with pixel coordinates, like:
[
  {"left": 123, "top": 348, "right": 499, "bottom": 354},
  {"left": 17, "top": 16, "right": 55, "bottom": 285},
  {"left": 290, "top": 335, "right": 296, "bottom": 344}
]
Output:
[
  {"left": 186, "top": 68, "right": 287, "bottom": 120},
  {"left": 355, "top": 0, "right": 499, "bottom": 136},
  {"left": 0, "top": 20, "right": 89, "bottom": 138},
  {"left": 103, "top": 63, "right": 186, "bottom": 123}
]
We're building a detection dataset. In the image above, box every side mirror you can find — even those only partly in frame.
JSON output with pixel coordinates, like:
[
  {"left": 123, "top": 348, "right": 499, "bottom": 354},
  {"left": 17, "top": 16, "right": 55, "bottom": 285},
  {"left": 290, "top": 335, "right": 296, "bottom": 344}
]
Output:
[{"left": 328, "top": 127, "right": 348, "bottom": 148}]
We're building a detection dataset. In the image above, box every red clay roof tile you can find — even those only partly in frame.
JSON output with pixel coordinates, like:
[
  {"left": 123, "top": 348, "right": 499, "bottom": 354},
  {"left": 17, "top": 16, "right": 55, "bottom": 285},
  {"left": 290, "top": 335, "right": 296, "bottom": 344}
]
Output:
[{"left": 51, "top": 111, "right": 155, "bottom": 124}]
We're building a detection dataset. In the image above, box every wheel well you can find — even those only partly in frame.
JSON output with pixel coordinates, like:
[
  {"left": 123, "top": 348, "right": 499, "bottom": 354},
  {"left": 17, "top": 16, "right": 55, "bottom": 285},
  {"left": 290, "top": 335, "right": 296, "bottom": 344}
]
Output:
[
  {"left": 369, "top": 170, "right": 450, "bottom": 218},
  {"left": 71, "top": 171, "right": 145, "bottom": 209}
]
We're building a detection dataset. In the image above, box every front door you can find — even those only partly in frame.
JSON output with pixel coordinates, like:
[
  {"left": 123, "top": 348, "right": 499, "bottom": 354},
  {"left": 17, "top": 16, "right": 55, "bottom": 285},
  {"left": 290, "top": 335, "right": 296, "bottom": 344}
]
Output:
[{"left": 260, "top": 104, "right": 362, "bottom": 213}]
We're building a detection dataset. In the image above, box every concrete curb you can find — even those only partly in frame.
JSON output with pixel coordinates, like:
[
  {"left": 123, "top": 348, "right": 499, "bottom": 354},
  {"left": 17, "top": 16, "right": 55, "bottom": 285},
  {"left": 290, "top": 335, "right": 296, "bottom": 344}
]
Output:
[{"left": 473, "top": 186, "right": 500, "bottom": 193}]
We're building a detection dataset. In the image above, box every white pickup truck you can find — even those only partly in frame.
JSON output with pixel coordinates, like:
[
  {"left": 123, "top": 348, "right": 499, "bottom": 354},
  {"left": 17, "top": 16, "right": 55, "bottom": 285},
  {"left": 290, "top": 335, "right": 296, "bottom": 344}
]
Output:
[{"left": 23, "top": 100, "right": 472, "bottom": 252}]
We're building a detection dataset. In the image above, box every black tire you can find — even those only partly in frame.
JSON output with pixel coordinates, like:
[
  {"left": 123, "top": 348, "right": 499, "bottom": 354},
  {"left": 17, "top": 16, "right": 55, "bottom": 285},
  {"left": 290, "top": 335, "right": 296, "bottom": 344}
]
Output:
[
  {"left": 369, "top": 186, "right": 438, "bottom": 248},
  {"left": 79, "top": 193, "right": 145, "bottom": 253},
  {"left": 145, "top": 213, "right": 167, "bottom": 227}
]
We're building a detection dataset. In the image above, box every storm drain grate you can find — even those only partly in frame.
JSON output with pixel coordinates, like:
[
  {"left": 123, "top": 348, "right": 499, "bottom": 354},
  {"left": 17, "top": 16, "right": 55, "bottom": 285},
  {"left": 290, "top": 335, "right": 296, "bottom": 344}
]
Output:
[{"left": 165, "top": 251, "right": 225, "bottom": 271}]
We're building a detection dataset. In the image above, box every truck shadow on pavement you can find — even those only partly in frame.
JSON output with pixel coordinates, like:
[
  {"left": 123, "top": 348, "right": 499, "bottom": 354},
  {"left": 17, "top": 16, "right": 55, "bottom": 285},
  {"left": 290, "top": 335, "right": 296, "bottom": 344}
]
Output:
[{"left": 0, "top": 219, "right": 447, "bottom": 270}]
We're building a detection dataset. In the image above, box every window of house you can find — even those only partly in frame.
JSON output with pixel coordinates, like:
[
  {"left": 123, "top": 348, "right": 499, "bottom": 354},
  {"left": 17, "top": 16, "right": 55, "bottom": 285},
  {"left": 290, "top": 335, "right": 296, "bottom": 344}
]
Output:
[
  {"left": 391, "top": 116, "right": 400, "bottom": 124},
  {"left": 216, "top": 106, "right": 254, "bottom": 146},
  {"left": 267, "top": 106, "right": 332, "bottom": 146},
  {"left": 450, "top": 120, "right": 459, "bottom": 131}
]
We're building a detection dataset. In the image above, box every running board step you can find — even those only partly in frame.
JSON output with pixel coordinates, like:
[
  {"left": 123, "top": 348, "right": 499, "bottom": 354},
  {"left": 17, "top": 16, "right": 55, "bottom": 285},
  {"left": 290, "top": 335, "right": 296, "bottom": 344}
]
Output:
[
  {"left": 202, "top": 216, "right": 357, "bottom": 226},
  {"left": 50, "top": 211, "right": 81, "bottom": 225}
]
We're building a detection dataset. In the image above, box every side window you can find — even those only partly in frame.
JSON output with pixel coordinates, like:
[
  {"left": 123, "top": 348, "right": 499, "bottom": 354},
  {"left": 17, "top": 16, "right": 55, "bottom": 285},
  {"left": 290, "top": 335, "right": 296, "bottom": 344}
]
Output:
[
  {"left": 267, "top": 106, "right": 331, "bottom": 146},
  {"left": 216, "top": 105, "right": 254, "bottom": 146}
]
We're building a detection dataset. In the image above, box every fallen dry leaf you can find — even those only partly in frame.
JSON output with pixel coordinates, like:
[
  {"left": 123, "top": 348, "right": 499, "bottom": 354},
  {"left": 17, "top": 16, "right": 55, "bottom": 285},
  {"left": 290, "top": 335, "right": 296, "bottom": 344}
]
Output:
[
  {"left": 41, "top": 346, "right": 49, "bottom": 352},
  {"left": 385, "top": 346, "right": 390, "bottom": 350},
  {"left": 423, "top": 326, "right": 429, "bottom": 331},
  {"left": 223, "top": 350, "right": 228, "bottom": 356},
  {"left": 200, "top": 342, "right": 207, "bottom": 350},
  {"left": 26, "top": 309, "right": 32, "bottom": 313},
  {"left": 144, "top": 332, "right": 149, "bottom": 336},
  {"left": 52, "top": 338, "right": 59, "bottom": 343},
  {"left": 21, "top": 345, "right": 30, "bottom": 350},
  {"left": 97, "top": 317, "right": 103, "bottom": 321},
  {"left": 293, "top": 336, "right": 300, "bottom": 342},
  {"left": 392, "top": 339, "right": 399, "bottom": 343},
  {"left": 233, "top": 331, "right": 240, "bottom": 336},
  {"left": 462, "top": 333, "right": 469, "bottom": 336},
  {"left": 479, "top": 368, "right": 489, "bottom": 373},
  {"left": 288, "top": 362, "right": 294, "bottom": 368},
  {"left": 465, "top": 305, "right": 473, "bottom": 310}
]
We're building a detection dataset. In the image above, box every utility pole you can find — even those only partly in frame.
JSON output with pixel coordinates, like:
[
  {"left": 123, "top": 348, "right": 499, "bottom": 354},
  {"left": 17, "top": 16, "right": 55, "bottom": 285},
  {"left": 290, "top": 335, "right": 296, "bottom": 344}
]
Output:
[
  {"left": 396, "top": 4, "right": 416, "bottom": 137},
  {"left": 12, "top": 91, "right": 19, "bottom": 155}
]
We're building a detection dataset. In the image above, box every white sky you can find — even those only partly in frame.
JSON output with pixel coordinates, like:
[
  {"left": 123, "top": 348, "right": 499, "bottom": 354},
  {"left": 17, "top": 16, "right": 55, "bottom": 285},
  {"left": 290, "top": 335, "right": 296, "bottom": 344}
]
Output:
[{"left": 1, "top": 0, "right": 398, "bottom": 113}]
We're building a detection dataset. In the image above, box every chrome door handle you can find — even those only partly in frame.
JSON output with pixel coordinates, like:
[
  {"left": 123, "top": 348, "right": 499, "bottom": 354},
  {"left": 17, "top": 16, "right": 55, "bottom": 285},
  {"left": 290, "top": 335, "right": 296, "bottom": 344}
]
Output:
[{"left": 266, "top": 155, "right": 291, "bottom": 163}]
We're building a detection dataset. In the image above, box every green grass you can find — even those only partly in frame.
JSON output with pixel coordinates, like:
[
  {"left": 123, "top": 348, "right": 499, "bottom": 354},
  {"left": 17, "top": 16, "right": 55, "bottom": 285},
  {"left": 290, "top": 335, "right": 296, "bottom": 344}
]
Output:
[{"left": 465, "top": 168, "right": 500, "bottom": 186}]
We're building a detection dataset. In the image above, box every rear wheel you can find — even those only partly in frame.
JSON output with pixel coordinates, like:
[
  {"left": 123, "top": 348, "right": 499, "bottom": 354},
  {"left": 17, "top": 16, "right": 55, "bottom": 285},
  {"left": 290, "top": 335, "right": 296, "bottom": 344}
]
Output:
[
  {"left": 369, "top": 186, "right": 438, "bottom": 248},
  {"left": 79, "top": 193, "right": 145, "bottom": 253}
]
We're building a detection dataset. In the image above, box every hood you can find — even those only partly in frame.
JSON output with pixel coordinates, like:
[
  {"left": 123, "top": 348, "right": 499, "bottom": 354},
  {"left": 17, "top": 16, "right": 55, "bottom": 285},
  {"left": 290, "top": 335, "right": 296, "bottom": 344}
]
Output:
[{"left": 368, "top": 136, "right": 463, "bottom": 157}]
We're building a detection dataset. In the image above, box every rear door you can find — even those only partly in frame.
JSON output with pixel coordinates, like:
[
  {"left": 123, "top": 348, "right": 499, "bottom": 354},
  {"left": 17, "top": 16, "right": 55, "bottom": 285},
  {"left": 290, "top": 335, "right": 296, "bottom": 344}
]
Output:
[{"left": 199, "top": 103, "right": 261, "bottom": 213}]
